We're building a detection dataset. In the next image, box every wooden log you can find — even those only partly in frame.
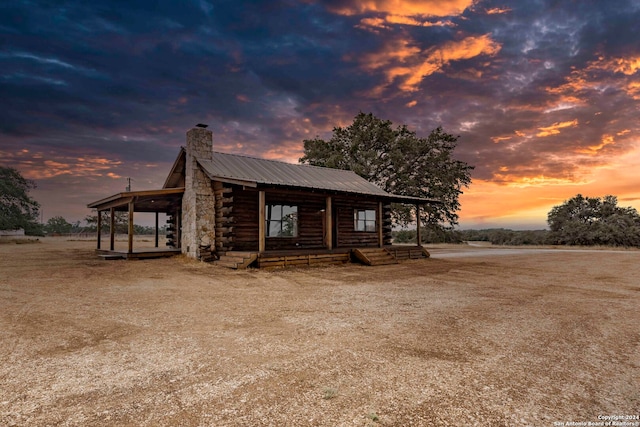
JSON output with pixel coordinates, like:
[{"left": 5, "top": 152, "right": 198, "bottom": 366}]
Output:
[
  {"left": 127, "top": 200, "right": 134, "bottom": 254},
  {"left": 258, "top": 191, "right": 265, "bottom": 253},
  {"left": 109, "top": 208, "right": 115, "bottom": 250},
  {"left": 97, "top": 209, "right": 102, "bottom": 250}
]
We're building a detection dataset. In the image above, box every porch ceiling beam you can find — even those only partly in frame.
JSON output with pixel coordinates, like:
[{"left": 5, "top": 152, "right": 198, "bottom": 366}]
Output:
[{"left": 91, "top": 196, "right": 134, "bottom": 212}]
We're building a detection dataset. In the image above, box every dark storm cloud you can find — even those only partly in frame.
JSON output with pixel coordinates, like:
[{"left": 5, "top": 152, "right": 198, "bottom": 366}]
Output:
[
  {"left": 1, "top": 0, "right": 639, "bottom": 224},
  {"left": 412, "top": 0, "right": 640, "bottom": 183}
]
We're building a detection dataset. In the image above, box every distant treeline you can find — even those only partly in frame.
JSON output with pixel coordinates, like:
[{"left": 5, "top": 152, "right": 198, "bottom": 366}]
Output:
[
  {"left": 394, "top": 194, "right": 640, "bottom": 248},
  {"left": 392, "top": 228, "right": 552, "bottom": 246},
  {"left": 394, "top": 225, "right": 640, "bottom": 247},
  {"left": 42, "top": 214, "right": 166, "bottom": 236}
]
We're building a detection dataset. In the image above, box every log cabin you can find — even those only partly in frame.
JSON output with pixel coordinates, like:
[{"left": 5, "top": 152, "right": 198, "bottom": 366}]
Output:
[{"left": 88, "top": 125, "right": 437, "bottom": 268}]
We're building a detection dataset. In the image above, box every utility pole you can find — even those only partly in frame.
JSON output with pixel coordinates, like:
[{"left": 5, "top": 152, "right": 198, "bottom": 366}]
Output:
[{"left": 126, "top": 177, "right": 132, "bottom": 192}]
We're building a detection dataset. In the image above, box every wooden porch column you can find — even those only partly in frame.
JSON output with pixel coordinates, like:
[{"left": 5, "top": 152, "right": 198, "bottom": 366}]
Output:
[
  {"left": 176, "top": 208, "right": 181, "bottom": 249},
  {"left": 378, "top": 201, "right": 383, "bottom": 248},
  {"left": 96, "top": 210, "right": 102, "bottom": 249},
  {"left": 325, "top": 196, "right": 332, "bottom": 250},
  {"left": 416, "top": 204, "right": 422, "bottom": 246},
  {"left": 154, "top": 212, "right": 159, "bottom": 248},
  {"left": 258, "top": 191, "right": 265, "bottom": 253},
  {"left": 128, "top": 199, "right": 134, "bottom": 254},
  {"left": 109, "top": 208, "right": 115, "bottom": 250}
]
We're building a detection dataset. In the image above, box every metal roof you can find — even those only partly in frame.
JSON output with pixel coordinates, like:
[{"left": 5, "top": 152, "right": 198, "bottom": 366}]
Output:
[{"left": 197, "top": 152, "right": 435, "bottom": 203}]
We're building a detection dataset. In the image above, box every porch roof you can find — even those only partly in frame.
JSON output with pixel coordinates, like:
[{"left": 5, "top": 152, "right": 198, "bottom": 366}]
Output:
[{"left": 87, "top": 188, "right": 184, "bottom": 212}]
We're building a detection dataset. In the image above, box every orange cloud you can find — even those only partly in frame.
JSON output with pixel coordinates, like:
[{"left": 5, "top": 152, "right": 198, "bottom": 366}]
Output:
[
  {"left": 260, "top": 146, "right": 304, "bottom": 164},
  {"left": 358, "top": 17, "right": 386, "bottom": 29},
  {"left": 331, "top": 0, "right": 471, "bottom": 31},
  {"left": 402, "top": 34, "right": 501, "bottom": 91},
  {"left": 600, "top": 56, "right": 640, "bottom": 75},
  {"left": 358, "top": 14, "right": 455, "bottom": 30},
  {"left": 1, "top": 149, "right": 124, "bottom": 180},
  {"left": 359, "top": 38, "right": 421, "bottom": 70},
  {"left": 547, "top": 54, "right": 640, "bottom": 101},
  {"left": 385, "top": 15, "right": 453, "bottom": 26},
  {"left": 505, "top": 175, "right": 584, "bottom": 188},
  {"left": 327, "top": 0, "right": 474, "bottom": 17},
  {"left": 576, "top": 134, "right": 617, "bottom": 155},
  {"left": 485, "top": 7, "right": 511, "bottom": 14},
  {"left": 627, "top": 81, "right": 640, "bottom": 99},
  {"left": 491, "top": 135, "right": 512, "bottom": 143},
  {"left": 536, "top": 119, "right": 578, "bottom": 137},
  {"left": 361, "top": 34, "right": 501, "bottom": 93}
]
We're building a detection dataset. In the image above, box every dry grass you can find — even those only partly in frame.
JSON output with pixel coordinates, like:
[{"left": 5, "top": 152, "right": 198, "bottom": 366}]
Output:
[{"left": 1, "top": 238, "right": 638, "bottom": 426}]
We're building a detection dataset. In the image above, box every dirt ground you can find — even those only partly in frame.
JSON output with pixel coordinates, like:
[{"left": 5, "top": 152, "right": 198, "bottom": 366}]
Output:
[{"left": 1, "top": 238, "right": 638, "bottom": 426}]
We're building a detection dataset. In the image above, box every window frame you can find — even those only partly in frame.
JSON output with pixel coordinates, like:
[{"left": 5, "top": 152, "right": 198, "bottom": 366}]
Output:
[
  {"left": 265, "top": 204, "right": 298, "bottom": 238},
  {"left": 354, "top": 208, "right": 377, "bottom": 232}
]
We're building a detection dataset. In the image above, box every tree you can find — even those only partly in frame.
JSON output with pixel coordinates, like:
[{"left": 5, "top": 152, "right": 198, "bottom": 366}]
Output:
[
  {"left": 300, "top": 112, "right": 474, "bottom": 230},
  {"left": 44, "top": 216, "right": 73, "bottom": 234},
  {"left": 547, "top": 194, "right": 640, "bottom": 246},
  {"left": 0, "top": 166, "right": 43, "bottom": 234},
  {"left": 85, "top": 210, "right": 128, "bottom": 233}
]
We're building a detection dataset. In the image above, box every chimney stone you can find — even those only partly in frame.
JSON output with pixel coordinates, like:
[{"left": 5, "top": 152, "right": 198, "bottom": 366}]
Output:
[{"left": 186, "top": 126, "right": 213, "bottom": 161}]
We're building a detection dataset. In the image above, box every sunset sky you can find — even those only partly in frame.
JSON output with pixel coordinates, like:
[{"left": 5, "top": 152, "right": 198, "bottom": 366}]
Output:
[{"left": 2, "top": 0, "right": 639, "bottom": 229}]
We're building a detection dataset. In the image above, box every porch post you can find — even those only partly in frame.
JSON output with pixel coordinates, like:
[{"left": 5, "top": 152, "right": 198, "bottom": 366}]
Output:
[
  {"left": 154, "top": 211, "right": 159, "bottom": 248},
  {"left": 176, "top": 208, "right": 181, "bottom": 249},
  {"left": 416, "top": 204, "right": 422, "bottom": 246},
  {"left": 128, "top": 199, "right": 134, "bottom": 254},
  {"left": 325, "top": 196, "right": 332, "bottom": 250},
  {"left": 378, "top": 201, "right": 383, "bottom": 248},
  {"left": 258, "top": 190, "right": 265, "bottom": 253},
  {"left": 109, "top": 208, "right": 115, "bottom": 251},
  {"left": 96, "top": 210, "right": 102, "bottom": 250}
]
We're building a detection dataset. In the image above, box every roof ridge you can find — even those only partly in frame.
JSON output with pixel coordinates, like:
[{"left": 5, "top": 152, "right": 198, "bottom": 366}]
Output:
[{"left": 210, "top": 150, "right": 357, "bottom": 175}]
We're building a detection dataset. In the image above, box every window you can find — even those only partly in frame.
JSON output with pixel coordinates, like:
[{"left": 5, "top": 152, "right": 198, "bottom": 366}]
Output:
[
  {"left": 354, "top": 209, "right": 376, "bottom": 232},
  {"left": 266, "top": 204, "right": 298, "bottom": 237}
]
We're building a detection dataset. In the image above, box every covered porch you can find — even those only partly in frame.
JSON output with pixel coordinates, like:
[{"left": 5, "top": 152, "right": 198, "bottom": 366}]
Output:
[{"left": 87, "top": 188, "right": 184, "bottom": 259}]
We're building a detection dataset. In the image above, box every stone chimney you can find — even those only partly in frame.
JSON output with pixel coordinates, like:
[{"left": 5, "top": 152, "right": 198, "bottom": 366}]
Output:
[
  {"left": 181, "top": 125, "right": 215, "bottom": 259},
  {"left": 186, "top": 125, "right": 213, "bottom": 161}
]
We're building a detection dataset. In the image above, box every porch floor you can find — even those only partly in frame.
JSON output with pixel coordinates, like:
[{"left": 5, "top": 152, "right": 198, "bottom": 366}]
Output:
[{"left": 96, "top": 248, "right": 181, "bottom": 260}]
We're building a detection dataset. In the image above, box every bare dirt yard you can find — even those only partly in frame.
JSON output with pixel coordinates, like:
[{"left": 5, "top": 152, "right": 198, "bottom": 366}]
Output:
[{"left": 1, "top": 238, "right": 638, "bottom": 426}]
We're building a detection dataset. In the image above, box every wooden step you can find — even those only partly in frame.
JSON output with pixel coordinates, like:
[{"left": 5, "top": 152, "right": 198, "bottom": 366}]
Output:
[
  {"left": 352, "top": 248, "right": 398, "bottom": 266},
  {"left": 385, "top": 246, "right": 430, "bottom": 260},
  {"left": 216, "top": 251, "right": 258, "bottom": 269}
]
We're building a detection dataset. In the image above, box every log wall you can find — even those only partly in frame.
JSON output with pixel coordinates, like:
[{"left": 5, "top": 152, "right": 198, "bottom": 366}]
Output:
[
  {"left": 333, "top": 196, "right": 387, "bottom": 248},
  {"left": 213, "top": 183, "right": 394, "bottom": 252}
]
